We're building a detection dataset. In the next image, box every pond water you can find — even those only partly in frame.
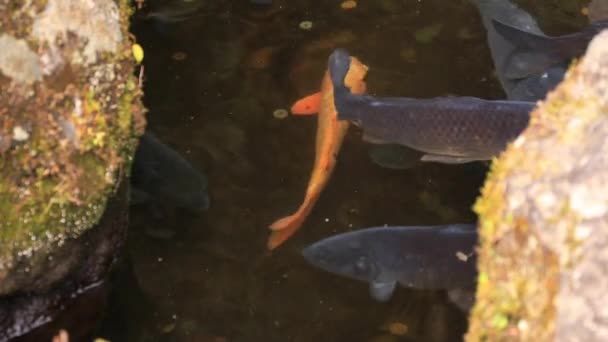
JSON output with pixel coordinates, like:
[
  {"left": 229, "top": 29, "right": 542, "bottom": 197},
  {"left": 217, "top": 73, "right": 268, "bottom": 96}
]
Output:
[{"left": 93, "top": 0, "right": 587, "bottom": 341}]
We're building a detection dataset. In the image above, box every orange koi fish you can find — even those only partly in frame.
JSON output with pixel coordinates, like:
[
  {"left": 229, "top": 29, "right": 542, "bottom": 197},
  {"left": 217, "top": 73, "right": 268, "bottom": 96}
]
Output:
[{"left": 268, "top": 55, "right": 369, "bottom": 250}]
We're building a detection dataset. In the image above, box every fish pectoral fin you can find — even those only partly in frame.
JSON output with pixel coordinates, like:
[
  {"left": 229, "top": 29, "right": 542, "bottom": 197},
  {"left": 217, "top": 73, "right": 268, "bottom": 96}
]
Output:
[
  {"left": 420, "top": 154, "right": 483, "bottom": 164},
  {"left": 362, "top": 131, "right": 391, "bottom": 145},
  {"left": 368, "top": 144, "right": 424, "bottom": 170},
  {"left": 291, "top": 92, "right": 322, "bottom": 115},
  {"left": 369, "top": 281, "right": 397, "bottom": 302}
]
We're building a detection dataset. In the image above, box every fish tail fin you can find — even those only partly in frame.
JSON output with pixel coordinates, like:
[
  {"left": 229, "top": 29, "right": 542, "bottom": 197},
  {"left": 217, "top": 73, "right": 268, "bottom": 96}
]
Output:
[
  {"left": 267, "top": 223, "right": 301, "bottom": 250},
  {"left": 491, "top": 18, "right": 560, "bottom": 55},
  {"left": 267, "top": 200, "right": 315, "bottom": 249},
  {"left": 268, "top": 212, "right": 306, "bottom": 231}
]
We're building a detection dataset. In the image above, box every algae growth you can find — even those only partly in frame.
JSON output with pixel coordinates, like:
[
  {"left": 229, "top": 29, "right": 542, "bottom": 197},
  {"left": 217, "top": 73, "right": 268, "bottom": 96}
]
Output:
[
  {"left": 0, "top": 0, "right": 145, "bottom": 283},
  {"left": 466, "top": 31, "right": 608, "bottom": 341}
]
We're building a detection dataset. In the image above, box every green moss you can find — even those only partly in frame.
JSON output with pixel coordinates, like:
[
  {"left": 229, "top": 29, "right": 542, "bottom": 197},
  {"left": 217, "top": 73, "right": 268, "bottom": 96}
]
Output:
[
  {"left": 0, "top": 152, "right": 110, "bottom": 257},
  {"left": 118, "top": 82, "right": 136, "bottom": 133},
  {"left": 490, "top": 313, "right": 509, "bottom": 330},
  {"left": 463, "top": 33, "right": 608, "bottom": 339},
  {"left": 468, "top": 155, "right": 559, "bottom": 340},
  {"left": 0, "top": 0, "right": 145, "bottom": 273}
]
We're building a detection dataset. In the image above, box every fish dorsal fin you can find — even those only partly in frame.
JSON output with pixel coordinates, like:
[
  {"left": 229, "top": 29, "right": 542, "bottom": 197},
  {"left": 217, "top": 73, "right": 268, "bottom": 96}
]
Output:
[{"left": 369, "top": 281, "right": 397, "bottom": 302}]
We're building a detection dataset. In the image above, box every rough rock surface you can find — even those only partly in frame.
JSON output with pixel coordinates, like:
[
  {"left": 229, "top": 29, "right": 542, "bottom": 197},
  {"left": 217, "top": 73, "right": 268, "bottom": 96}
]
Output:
[
  {"left": 466, "top": 31, "right": 608, "bottom": 341},
  {"left": 0, "top": 181, "right": 129, "bottom": 341},
  {"left": 0, "top": 0, "right": 143, "bottom": 290},
  {"left": 0, "top": 0, "right": 144, "bottom": 338}
]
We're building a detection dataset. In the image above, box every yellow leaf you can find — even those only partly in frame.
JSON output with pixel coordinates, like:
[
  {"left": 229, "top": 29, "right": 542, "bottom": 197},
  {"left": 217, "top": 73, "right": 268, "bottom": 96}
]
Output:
[{"left": 132, "top": 44, "right": 144, "bottom": 64}]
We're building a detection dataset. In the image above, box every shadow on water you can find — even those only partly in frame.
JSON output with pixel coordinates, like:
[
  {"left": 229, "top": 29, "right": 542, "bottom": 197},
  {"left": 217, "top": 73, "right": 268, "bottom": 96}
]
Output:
[{"left": 89, "top": 0, "right": 580, "bottom": 341}]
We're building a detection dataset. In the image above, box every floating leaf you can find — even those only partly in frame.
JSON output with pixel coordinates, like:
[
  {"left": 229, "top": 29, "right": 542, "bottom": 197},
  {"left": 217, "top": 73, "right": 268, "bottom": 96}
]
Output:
[
  {"left": 457, "top": 27, "right": 475, "bottom": 40},
  {"left": 299, "top": 21, "right": 313, "bottom": 30},
  {"left": 273, "top": 108, "right": 289, "bottom": 119},
  {"left": 388, "top": 322, "right": 408, "bottom": 336},
  {"left": 132, "top": 43, "right": 144, "bottom": 63},
  {"left": 399, "top": 48, "right": 417, "bottom": 63},
  {"left": 341, "top": 0, "right": 357, "bottom": 10},
  {"left": 414, "top": 23, "right": 443, "bottom": 44}
]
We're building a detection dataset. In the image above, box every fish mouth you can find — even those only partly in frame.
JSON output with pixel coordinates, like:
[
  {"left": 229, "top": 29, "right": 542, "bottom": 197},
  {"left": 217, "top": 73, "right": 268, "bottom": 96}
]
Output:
[{"left": 302, "top": 244, "right": 378, "bottom": 284}]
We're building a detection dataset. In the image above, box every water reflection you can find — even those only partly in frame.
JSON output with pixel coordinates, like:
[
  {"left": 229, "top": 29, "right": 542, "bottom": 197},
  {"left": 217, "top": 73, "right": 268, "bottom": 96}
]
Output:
[{"left": 95, "top": 0, "right": 587, "bottom": 340}]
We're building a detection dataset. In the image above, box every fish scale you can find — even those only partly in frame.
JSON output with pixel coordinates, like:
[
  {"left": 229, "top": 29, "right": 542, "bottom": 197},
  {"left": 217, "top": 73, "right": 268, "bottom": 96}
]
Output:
[{"left": 351, "top": 96, "right": 532, "bottom": 160}]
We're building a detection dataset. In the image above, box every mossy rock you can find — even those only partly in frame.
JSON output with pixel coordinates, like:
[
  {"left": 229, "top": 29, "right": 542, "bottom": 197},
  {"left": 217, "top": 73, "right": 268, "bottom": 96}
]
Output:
[
  {"left": 467, "top": 32, "right": 608, "bottom": 341},
  {"left": 0, "top": 180, "right": 129, "bottom": 340},
  {"left": 0, "top": 0, "right": 145, "bottom": 294}
]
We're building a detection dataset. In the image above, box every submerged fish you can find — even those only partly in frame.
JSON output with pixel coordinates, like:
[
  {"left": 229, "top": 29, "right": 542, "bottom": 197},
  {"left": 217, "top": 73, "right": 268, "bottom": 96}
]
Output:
[
  {"left": 491, "top": 17, "right": 608, "bottom": 75},
  {"left": 267, "top": 55, "right": 369, "bottom": 250},
  {"left": 329, "top": 49, "right": 534, "bottom": 164},
  {"left": 132, "top": 0, "right": 208, "bottom": 24},
  {"left": 302, "top": 224, "right": 478, "bottom": 312},
  {"left": 471, "top": 0, "right": 567, "bottom": 101},
  {"left": 131, "top": 132, "right": 210, "bottom": 211}
]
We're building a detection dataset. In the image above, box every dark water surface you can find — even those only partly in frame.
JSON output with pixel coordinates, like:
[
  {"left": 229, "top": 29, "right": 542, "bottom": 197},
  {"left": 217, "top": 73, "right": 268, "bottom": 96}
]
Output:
[{"left": 95, "top": 0, "right": 585, "bottom": 341}]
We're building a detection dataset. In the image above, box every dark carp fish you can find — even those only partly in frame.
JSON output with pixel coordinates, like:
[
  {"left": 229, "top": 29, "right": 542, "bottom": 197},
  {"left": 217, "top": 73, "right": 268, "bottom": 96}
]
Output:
[
  {"left": 470, "top": 0, "right": 567, "bottom": 101},
  {"left": 328, "top": 49, "right": 535, "bottom": 164},
  {"left": 302, "top": 224, "right": 478, "bottom": 312},
  {"left": 131, "top": 132, "right": 210, "bottom": 211},
  {"left": 491, "top": 17, "right": 608, "bottom": 75}
]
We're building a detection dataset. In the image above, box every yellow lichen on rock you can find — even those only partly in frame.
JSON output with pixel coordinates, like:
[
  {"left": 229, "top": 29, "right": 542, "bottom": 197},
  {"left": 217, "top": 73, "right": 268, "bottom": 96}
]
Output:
[
  {"left": 0, "top": 0, "right": 145, "bottom": 289},
  {"left": 467, "top": 32, "right": 608, "bottom": 341}
]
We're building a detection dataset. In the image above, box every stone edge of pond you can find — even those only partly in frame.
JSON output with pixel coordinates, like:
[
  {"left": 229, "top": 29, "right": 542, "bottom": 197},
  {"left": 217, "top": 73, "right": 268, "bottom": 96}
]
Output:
[
  {"left": 467, "top": 31, "right": 608, "bottom": 341},
  {"left": 0, "top": 0, "right": 145, "bottom": 295}
]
